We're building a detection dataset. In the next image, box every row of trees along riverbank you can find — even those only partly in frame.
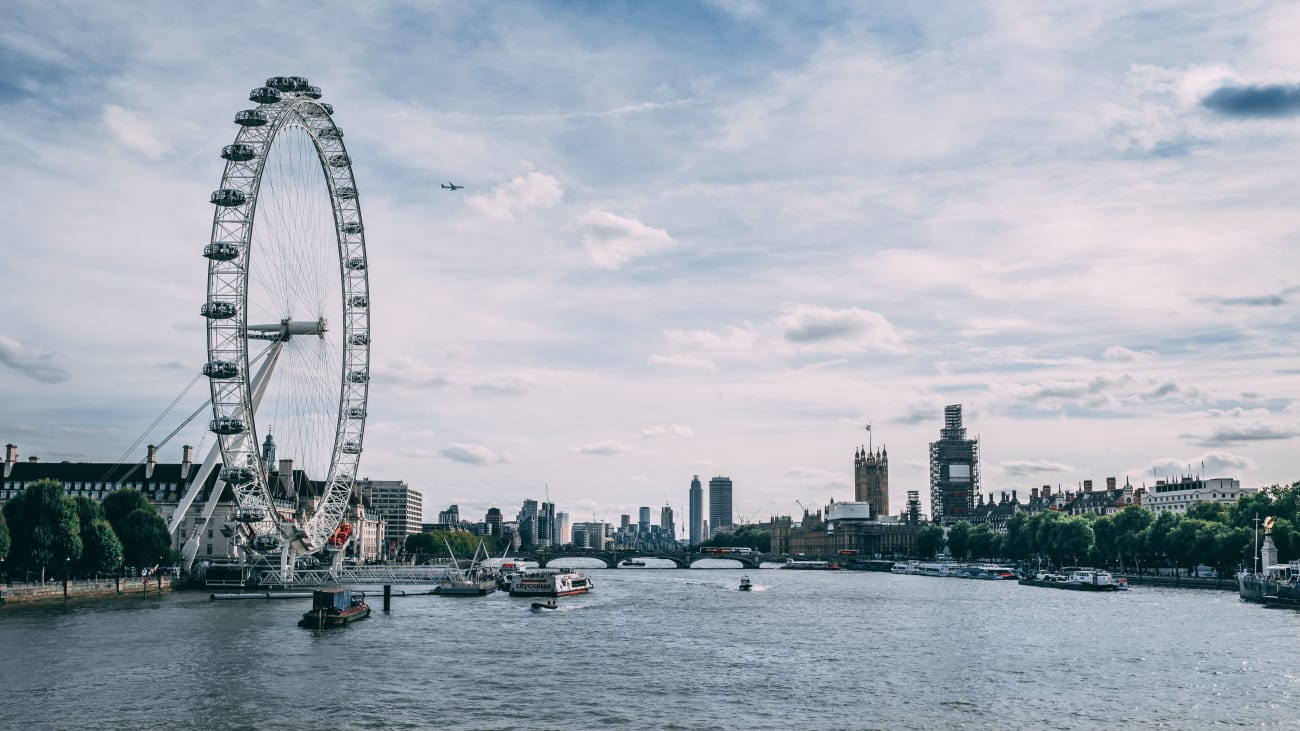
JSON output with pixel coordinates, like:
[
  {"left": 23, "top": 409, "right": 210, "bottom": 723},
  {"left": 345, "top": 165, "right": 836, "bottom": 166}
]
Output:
[
  {"left": 913, "top": 482, "right": 1300, "bottom": 572},
  {"left": 0, "top": 479, "right": 175, "bottom": 584}
]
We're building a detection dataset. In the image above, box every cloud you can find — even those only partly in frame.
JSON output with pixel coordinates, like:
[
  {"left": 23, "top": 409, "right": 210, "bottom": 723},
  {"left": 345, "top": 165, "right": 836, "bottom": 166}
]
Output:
[
  {"left": 638, "top": 424, "right": 694, "bottom": 439},
  {"left": 466, "top": 171, "right": 562, "bottom": 219},
  {"left": 102, "top": 104, "right": 170, "bottom": 158},
  {"left": 1102, "top": 346, "right": 1154, "bottom": 363},
  {"left": 1194, "top": 424, "right": 1300, "bottom": 448},
  {"left": 571, "top": 440, "right": 627, "bottom": 456},
  {"left": 648, "top": 353, "right": 717, "bottom": 370},
  {"left": 1207, "top": 293, "right": 1288, "bottom": 307},
  {"left": 1207, "top": 407, "right": 1271, "bottom": 419},
  {"left": 470, "top": 375, "right": 534, "bottom": 396},
  {"left": 1001, "top": 460, "right": 1074, "bottom": 476},
  {"left": 439, "top": 443, "right": 510, "bottom": 465},
  {"left": 578, "top": 210, "right": 675, "bottom": 269},
  {"left": 1202, "top": 83, "right": 1300, "bottom": 118},
  {"left": 1149, "top": 452, "right": 1255, "bottom": 476},
  {"left": 0, "top": 334, "right": 70, "bottom": 384},
  {"left": 778, "top": 304, "right": 903, "bottom": 353}
]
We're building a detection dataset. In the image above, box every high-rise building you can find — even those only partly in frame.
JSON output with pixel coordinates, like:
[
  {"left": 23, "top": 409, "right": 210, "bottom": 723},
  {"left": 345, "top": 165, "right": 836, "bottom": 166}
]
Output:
[
  {"left": 906, "top": 490, "right": 922, "bottom": 524},
  {"left": 620, "top": 514, "right": 631, "bottom": 531},
  {"left": 556, "top": 511, "right": 571, "bottom": 546},
  {"left": 709, "top": 476, "right": 733, "bottom": 530},
  {"left": 689, "top": 475, "right": 703, "bottom": 546},
  {"left": 518, "top": 499, "right": 539, "bottom": 546},
  {"left": 661, "top": 505, "right": 675, "bottom": 540},
  {"left": 638, "top": 506, "right": 651, "bottom": 534},
  {"left": 537, "top": 501, "right": 556, "bottom": 547},
  {"left": 929, "top": 404, "right": 980, "bottom": 525},
  {"left": 485, "top": 507, "right": 502, "bottom": 536},
  {"left": 855, "top": 444, "right": 889, "bottom": 518}
]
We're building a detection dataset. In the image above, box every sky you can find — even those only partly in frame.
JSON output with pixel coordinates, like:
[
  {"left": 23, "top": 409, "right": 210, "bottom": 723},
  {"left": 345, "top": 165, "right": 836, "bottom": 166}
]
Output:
[{"left": 5, "top": 1, "right": 1300, "bottom": 532}]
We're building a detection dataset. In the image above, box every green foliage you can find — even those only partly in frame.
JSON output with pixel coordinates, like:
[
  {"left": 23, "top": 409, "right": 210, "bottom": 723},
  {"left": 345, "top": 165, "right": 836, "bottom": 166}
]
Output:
[
  {"left": 968, "top": 523, "right": 999, "bottom": 560},
  {"left": 700, "top": 525, "right": 770, "bottom": 553},
  {"left": 116, "top": 508, "right": 171, "bottom": 569},
  {"left": 2, "top": 478, "right": 82, "bottom": 581},
  {"left": 0, "top": 507, "right": 9, "bottom": 562},
  {"left": 101, "top": 489, "right": 155, "bottom": 536},
  {"left": 916, "top": 525, "right": 945, "bottom": 559},
  {"left": 1185, "top": 501, "right": 1228, "bottom": 523},
  {"left": 1004, "top": 512, "right": 1032, "bottom": 560},
  {"left": 1052, "top": 517, "right": 1093, "bottom": 565},
  {"left": 946, "top": 522, "right": 972, "bottom": 560},
  {"left": 79, "top": 520, "right": 124, "bottom": 576},
  {"left": 406, "top": 530, "right": 506, "bottom": 559}
]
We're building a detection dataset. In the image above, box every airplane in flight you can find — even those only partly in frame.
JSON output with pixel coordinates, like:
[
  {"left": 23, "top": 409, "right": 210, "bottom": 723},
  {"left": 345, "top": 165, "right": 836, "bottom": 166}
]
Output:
[{"left": 440, "top": 182, "right": 463, "bottom": 191}]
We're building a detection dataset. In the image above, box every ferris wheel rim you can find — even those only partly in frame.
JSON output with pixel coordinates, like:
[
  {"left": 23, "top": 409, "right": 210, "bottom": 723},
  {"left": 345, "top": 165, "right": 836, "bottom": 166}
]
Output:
[{"left": 202, "top": 77, "right": 370, "bottom": 557}]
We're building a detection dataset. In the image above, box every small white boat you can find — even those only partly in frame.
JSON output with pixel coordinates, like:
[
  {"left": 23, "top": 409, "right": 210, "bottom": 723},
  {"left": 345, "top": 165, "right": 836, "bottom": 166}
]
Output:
[{"left": 739, "top": 575, "right": 753, "bottom": 591}]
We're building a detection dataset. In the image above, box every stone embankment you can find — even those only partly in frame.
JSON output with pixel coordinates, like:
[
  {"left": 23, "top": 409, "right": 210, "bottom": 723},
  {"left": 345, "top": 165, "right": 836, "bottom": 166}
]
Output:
[
  {"left": 1, "top": 575, "right": 172, "bottom": 604},
  {"left": 1115, "top": 574, "right": 1236, "bottom": 591}
]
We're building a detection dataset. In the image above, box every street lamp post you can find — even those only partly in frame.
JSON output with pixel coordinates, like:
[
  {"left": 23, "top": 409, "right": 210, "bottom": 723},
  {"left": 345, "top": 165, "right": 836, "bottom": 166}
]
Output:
[{"left": 64, "top": 556, "right": 70, "bottom": 598}]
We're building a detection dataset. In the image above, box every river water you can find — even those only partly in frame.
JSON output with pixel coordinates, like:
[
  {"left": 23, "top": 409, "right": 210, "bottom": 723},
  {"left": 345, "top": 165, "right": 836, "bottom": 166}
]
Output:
[{"left": 2, "top": 564, "right": 1298, "bottom": 730}]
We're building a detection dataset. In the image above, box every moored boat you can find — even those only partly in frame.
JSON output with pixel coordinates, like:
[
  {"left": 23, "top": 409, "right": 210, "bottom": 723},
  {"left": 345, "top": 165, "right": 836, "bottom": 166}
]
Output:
[
  {"left": 298, "top": 587, "right": 371, "bottom": 628},
  {"left": 1019, "top": 568, "right": 1120, "bottom": 592},
  {"left": 784, "top": 560, "right": 839, "bottom": 570},
  {"left": 1238, "top": 560, "right": 1300, "bottom": 606},
  {"left": 508, "top": 568, "right": 593, "bottom": 597}
]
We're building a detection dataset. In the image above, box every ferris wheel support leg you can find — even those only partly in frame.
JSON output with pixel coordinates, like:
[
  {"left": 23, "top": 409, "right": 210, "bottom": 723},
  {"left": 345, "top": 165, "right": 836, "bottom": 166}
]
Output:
[
  {"left": 280, "top": 542, "right": 294, "bottom": 585},
  {"left": 182, "top": 343, "right": 285, "bottom": 574}
]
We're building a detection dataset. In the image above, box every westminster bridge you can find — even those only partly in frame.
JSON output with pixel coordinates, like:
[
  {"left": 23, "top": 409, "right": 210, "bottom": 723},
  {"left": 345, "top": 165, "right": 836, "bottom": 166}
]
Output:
[{"left": 510, "top": 550, "right": 793, "bottom": 569}]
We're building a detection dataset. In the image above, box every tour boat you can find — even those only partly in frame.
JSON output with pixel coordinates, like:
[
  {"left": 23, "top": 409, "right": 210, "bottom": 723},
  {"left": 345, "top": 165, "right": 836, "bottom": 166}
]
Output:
[
  {"left": 298, "top": 588, "right": 371, "bottom": 628},
  {"left": 507, "top": 568, "right": 593, "bottom": 597}
]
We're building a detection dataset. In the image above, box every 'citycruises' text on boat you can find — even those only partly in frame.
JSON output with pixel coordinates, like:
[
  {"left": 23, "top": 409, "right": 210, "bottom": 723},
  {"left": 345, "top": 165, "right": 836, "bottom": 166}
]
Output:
[
  {"left": 298, "top": 587, "right": 371, "bottom": 628},
  {"left": 507, "top": 568, "right": 593, "bottom": 597}
]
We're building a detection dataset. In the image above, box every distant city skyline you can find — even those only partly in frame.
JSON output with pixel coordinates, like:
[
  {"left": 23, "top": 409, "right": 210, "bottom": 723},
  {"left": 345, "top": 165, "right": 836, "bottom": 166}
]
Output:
[{"left": 5, "top": 4, "right": 1300, "bottom": 527}]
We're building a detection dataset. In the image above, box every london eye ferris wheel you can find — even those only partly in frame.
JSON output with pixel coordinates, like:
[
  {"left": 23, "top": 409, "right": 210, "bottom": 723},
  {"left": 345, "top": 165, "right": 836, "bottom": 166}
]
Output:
[{"left": 201, "top": 76, "right": 370, "bottom": 567}]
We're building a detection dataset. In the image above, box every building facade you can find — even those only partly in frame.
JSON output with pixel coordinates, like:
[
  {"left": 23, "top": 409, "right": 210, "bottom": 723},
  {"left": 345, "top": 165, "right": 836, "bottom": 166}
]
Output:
[
  {"left": 689, "top": 475, "right": 704, "bottom": 546},
  {"left": 1145, "top": 476, "right": 1253, "bottom": 514},
  {"left": 359, "top": 479, "right": 423, "bottom": 554},
  {"left": 709, "top": 476, "right": 734, "bottom": 530},
  {"left": 929, "top": 405, "right": 980, "bottom": 525},
  {"left": 854, "top": 445, "right": 889, "bottom": 518}
]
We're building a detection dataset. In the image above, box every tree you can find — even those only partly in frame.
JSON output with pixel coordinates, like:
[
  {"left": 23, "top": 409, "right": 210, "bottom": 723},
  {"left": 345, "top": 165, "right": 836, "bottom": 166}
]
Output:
[
  {"left": 946, "top": 521, "right": 972, "bottom": 560},
  {"left": 1051, "top": 516, "right": 1093, "bottom": 566},
  {"left": 101, "top": 489, "right": 155, "bottom": 535},
  {"left": 1004, "top": 512, "right": 1033, "bottom": 560},
  {"left": 1111, "top": 506, "right": 1154, "bottom": 570},
  {"left": 916, "top": 525, "right": 945, "bottom": 559},
  {"left": 1185, "top": 501, "right": 1228, "bottom": 523},
  {"left": 0, "top": 507, "right": 9, "bottom": 563},
  {"left": 968, "top": 523, "right": 997, "bottom": 560},
  {"left": 700, "top": 525, "right": 770, "bottom": 553},
  {"left": 116, "top": 509, "right": 171, "bottom": 570},
  {"left": 1147, "top": 511, "right": 1181, "bottom": 570},
  {"left": 2, "top": 479, "right": 82, "bottom": 582},
  {"left": 1091, "top": 515, "right": 1118, "bottom": 568},
  {"left": 80, "top": 520, "right": 124, "bottom": 577}
]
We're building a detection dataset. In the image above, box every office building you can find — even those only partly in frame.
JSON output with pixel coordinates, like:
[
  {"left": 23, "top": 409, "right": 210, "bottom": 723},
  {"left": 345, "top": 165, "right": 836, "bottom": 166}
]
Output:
[{"left": 709, "top": 476, "right": 733, "bottom": 530}]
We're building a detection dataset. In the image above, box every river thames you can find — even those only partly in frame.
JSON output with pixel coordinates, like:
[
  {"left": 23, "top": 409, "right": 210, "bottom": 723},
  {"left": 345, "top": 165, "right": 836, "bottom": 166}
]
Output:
[{"left": 2, "top": 565, "right": 1298, "bottom": 730}]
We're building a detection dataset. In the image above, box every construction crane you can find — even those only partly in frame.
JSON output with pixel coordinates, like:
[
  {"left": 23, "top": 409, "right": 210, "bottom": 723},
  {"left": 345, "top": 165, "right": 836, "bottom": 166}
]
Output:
[{"left": 795, "top": 499, "right": 810, "bottom": 516}]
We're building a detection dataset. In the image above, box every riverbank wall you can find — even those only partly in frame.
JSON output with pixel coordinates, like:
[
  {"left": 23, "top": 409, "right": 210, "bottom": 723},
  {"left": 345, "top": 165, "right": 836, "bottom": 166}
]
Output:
[
  {"left": 1, "top": 576, "right": 172, "bottom": 605},
  {"left": 1115, "top": 574, "right": 1236, "bottom": 592}
]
